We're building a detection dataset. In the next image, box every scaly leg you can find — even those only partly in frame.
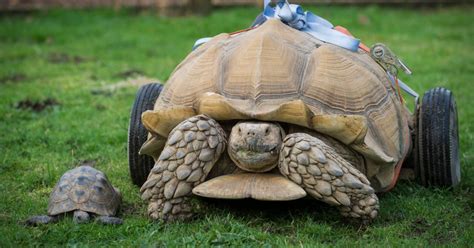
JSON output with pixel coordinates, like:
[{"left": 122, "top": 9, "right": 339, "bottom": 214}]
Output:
[
  {"left": 141, "top": 115, "right": 226, "bottom": 221},
  {"left": 279, "top": 133, "right": 379, "bottom": 220},
  {"left": 25, "top": 215, "right": 59, "bottom": 226},
  {"left": 96, "top": 216, "right": 123, "bottom": 225}
]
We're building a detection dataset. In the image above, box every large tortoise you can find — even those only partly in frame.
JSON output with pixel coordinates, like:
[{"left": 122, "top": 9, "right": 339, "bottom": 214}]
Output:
[
  {"left": 26, "top": 166, "right": 123, "bottom": 225},
  {"left": 128, "top": 17, "right": 460, "bottom": 221}
]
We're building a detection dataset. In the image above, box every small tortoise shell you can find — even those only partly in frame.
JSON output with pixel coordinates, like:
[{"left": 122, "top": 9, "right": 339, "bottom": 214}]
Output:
[{"left": 48, "top": 166, "right": 121, "bottom": 216}]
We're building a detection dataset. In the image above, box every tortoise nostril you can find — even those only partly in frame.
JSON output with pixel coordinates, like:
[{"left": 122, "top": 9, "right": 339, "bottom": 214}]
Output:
[{"left": 265, "top": 127, "right": 269, "bottom": 135}]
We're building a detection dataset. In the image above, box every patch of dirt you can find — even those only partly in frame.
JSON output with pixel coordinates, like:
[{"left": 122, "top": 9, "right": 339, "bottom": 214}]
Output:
[
  {"left": 0, "top": 73, "right": 27, "bottom": 84},
  {"left": 15, "top": 98, "right": 60, "bottom": 112},
  {"left": 95, "top": 104, "right": 107, "bottom": 111},
  {"left": 121, "top": 201, "right": 147, "bottom": 216},
  {"left": 47, "top": 52, "right": 86, "bottom": 64},
  {"left": 91, "top": 76, "right": 161, "bottom": 95},
  {"left": 30, "top": 33, "right": 54, "bottom": 44},
  {"left": 427, "top": 218, "right": 461, "bottom": 246},
  {"left": 409, "top": 217, "right": 431, "bottom": 236},
  {"left": 114, "top": 69, "right": 145, "bottom": 79},
  {"left": 357, "top": 14, "right": 371, "bottom": 26}
]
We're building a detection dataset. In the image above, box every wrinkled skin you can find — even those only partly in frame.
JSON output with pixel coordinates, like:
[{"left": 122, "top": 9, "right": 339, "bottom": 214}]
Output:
[
  {"left": 142, "top": 116, "right": 379, "bottom": 221},
  {"left": 228, "top": 122, "right": 285, "bottom": 172}
]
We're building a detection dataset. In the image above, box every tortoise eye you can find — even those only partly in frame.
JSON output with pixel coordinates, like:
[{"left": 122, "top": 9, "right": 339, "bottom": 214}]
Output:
[{"left": 265, "top": 127, "right": 270, "bottom": 135}]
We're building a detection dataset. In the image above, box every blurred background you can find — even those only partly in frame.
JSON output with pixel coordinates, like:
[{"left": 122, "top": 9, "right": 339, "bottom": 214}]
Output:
[{"left": 2, "top": 0, "right": 470, "bottom": 14}]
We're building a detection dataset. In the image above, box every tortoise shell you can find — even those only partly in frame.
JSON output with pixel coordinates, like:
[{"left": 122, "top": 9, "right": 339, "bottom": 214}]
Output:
[
  {"left": 142, "top": 19, "right": 411, "bottom": 191},
  {"left": 47, "top": 166, "right": 121, "bottom": 216}
]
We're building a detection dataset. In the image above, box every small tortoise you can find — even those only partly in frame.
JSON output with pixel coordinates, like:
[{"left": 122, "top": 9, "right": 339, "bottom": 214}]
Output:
[
  {"left": 26, "top": 166, "right": 123, "bottom": 225},
  {"left": 128, "top": 18, "right": 460, "bottom": 221}
]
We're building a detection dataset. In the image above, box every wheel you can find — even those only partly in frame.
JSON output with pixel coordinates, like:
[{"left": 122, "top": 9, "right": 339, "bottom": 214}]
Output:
[
  {"left": 128, "top": 83, "right": 163, "bottom": 186},
  {"left": 416, "top": 87, "right": 460, "bottom": 187}
]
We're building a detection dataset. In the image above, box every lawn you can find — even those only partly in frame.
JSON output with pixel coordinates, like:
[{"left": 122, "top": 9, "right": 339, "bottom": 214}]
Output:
[{"left": 0, "top": 5, "right": 473, "bottom": 247}]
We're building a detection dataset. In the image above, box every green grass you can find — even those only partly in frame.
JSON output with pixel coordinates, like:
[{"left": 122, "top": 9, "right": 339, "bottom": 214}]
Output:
[{"left": 1, "top": 5, "right": 473, "bottom": 247}]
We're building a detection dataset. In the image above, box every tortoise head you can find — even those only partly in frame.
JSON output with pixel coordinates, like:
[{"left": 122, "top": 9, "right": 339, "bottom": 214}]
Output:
[{"left": 228, "top": 121, "right": 285, "bottom": 172}]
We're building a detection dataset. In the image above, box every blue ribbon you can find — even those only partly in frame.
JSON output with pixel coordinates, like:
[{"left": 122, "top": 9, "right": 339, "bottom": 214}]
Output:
[{"left": 262, "top": 0, "right": 360, "bottom": 52}]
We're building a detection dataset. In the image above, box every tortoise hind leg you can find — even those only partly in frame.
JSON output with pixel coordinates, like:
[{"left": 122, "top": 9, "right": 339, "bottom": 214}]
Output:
[
  {"left": 278, "top": 133, "right": 379, "bottom": 220},
  {"left": 141, "top": 115, "right": 226, "bottom": 221},
  {"left": 25, "top": 215, "right": 59, "bottom": 226}
]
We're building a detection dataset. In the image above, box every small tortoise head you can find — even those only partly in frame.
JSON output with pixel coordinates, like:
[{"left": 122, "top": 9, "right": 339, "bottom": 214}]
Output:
[{"left": 228, "top": 121, "right": 285, "bottom": 172}]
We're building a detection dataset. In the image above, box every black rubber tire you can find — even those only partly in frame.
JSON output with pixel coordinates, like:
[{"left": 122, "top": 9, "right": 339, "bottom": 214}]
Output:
[
  {"left": 128, "top": 83, "right": 163, "bottom": 187},
  {"left": 416, "top": 87, "right": 460, "bottom": 187}
]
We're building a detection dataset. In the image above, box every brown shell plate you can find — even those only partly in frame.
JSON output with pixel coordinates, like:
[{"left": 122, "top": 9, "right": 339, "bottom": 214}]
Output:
[
  {"left": 145, "top": 19, "right": 412, "bottom": 191},
  {"left": 47, "top": 166, "right": 121, "bottom": 216}
]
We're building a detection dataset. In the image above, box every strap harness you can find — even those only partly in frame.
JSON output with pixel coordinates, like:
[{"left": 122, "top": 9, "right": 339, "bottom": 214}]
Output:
[{"left": 193, "top": 0, "right": 418, "bottom": 100}]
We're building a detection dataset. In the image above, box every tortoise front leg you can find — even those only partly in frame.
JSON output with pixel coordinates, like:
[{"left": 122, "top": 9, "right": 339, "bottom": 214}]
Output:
[
  {"left": 96, "top": 216, "right": 123, "bottom": 225},
  {"left": 141, "top": 115, "right": 226, "bottom": 221},
  {"left": 278, "top": 133, "right": 379, "bottom": 220},
  {"left": 25, "top": 215, "right": 59, "bottom": 226}
]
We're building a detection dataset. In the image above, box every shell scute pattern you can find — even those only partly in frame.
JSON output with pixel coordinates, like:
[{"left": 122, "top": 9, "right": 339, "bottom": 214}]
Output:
[
  {"left": 147, "top": 19, "right": 411, "bottom": 191},
  {"left": 47, "top": 166, "right": 120, "bottom": 216}
]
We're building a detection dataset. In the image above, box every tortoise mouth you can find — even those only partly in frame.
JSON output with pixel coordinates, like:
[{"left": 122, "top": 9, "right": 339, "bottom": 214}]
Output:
[
  {"left": 233, "top": 147, "right": 279, "bottom": 160},
  {"left": 233, "top": 143, "right": 279, "bottom": 153},
  {"left": 228, "top": 145, "right": 280, "bottom": 173},
  {"left": 227, "top": 121, "right": 285, "bottom": 173}
]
